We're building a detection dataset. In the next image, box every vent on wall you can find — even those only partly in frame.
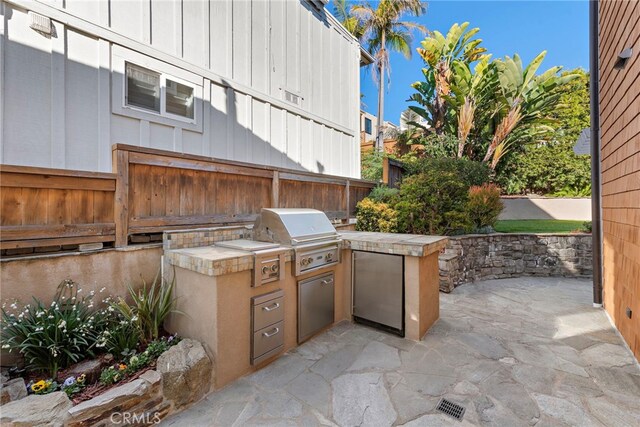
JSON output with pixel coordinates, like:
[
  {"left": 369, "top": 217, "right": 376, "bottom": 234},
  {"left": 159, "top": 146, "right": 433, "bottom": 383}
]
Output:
[
  {"left": 284, "top": 90, "right": 302, "bottom": 107},
  {"left": 28, "top": 11, "right": 52, "bottom": 35}
]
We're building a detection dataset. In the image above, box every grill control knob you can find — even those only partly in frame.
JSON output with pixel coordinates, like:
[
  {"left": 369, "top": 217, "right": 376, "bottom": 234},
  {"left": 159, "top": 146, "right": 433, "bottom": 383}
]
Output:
[
  {"left": 325, "top": 253, "right": 333, "bottom": 261},
  {"left": 271, "top": 264, "right": 279, "bottom": 272},
  {"left": 307, "top": 257, "right": 314, "bottom": 265},
  {"left": 262, "top": 266, "right": 269, "bottom": 275},
  {"left": 301, "top": 258, "right": 309, "bottom": 266}
]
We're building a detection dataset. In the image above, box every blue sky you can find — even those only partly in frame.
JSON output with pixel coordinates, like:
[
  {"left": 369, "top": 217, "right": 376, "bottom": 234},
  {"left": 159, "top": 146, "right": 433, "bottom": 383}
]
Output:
[{"left": 346, "top": 0, "right": 590, "bottom": 125}]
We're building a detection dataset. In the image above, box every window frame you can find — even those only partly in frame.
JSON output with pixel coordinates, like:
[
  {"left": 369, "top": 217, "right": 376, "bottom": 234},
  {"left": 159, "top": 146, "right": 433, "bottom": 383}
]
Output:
[
  {"left": 364, "top": 117, "right": 372, "bottom": 135},
  {"left": 112, "top": 46, "right": 203, "bottom": 132}
]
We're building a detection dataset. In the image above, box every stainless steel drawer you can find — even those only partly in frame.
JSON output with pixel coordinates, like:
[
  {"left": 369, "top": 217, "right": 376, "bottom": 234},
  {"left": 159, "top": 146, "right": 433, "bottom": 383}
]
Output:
[
  {"left": 253, "top": 296, "right": 284, "bottom": 331},
  {"left": 252, "top": 321, "right": 284, "bottom": 364}
]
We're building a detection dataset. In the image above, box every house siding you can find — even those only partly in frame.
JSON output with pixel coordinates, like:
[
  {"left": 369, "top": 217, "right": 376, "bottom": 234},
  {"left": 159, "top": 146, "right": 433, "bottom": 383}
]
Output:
[
  {"left": 0, "top": 0, "right": 361, "bottom": 178},
  {"left": 599, "top": 0, "right": 640, "bottom": 359}
]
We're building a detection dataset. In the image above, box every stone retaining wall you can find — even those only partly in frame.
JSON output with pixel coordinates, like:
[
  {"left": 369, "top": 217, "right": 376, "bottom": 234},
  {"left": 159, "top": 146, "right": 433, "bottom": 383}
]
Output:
[{"left": 439, "top": 233, "right": 593, "bottom": 292}]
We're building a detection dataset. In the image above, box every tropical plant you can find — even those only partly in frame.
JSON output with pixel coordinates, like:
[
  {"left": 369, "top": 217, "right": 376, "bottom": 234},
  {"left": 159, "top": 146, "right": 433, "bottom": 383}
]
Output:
[
  {"left": 111, "top": 272, "right": 181, "bottom": 344},
  {"left": 1, "top": 280, "right": 110, "bottom": 377},
  {"left": 351, "top": 0, "right": 427, "bottom": 151},
  {"left": 496, "top": 69, "right": 591, "bottom": 196},
  {"left": 408, "top": 22, "right": 578, "bottom": 170},
  {"left": 467, "top": 184, "right": 504, "bottom": 229}
]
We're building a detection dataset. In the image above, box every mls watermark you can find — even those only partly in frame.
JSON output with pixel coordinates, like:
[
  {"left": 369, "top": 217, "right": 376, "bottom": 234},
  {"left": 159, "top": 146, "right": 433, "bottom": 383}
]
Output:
[{"left": 110, "top": 411, "right": 162, "bottom": 425}]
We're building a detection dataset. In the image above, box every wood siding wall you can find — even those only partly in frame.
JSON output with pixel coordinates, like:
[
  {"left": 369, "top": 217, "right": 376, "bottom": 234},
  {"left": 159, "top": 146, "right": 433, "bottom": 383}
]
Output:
[
  {"left": 599, "top": 0, "right": 640, "bottom": 359},
  {"left": 0, "top": 0, "right": 361, "bottom": 178},
  {"left": 1, "top": 147, "right": 375, "bottom": 250}
]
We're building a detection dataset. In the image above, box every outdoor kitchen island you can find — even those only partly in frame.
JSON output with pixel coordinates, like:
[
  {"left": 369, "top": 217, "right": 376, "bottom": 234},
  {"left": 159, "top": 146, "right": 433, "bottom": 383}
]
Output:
[{"left": 163, "top": 220, "right": 447, "bottom": 390}]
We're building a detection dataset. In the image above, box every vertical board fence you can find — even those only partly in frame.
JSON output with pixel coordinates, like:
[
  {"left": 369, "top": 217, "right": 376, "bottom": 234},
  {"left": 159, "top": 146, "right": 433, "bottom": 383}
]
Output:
[
  {"left": 382, "top": 157, "right": 407, "bottom": 189},
  {"left": 0, "top": 166, "right": 116, "bottom": 250},
  {"left": 0, "top": 146, "right": 375, "bottom": 251},
  {"left": 113, "top": 145, "right": 375, "bottom": 246}
]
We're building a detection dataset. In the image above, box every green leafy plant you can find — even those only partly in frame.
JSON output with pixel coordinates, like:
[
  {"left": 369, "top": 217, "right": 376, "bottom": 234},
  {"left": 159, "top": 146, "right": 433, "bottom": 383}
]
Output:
[
  {"left": 99, "top": 320, "right": 140, "bottom": 359},
  {"left": 1, "top": 280, "right": 110, "bottom": 377},
  {"left": 99, "top": 363, "right": 128, "bottom": 386},
  {"left": 581, "top": 221, "right": 592, "bottom": 233},
  {"left": 111, "top": 272, "right": 181, "bottom": 344},
  {"left": 361, "top": 150, "right": 385, "bottom": 181},
  {"left": 395, "top": 171, "right": 472, "bottom": 235},
  {"left": 367, "top": 185, "right": 399, "bottom": 203},
  {"left": 467, "top": 183, "right": 504, "bottom": 230},
  {"left": 355, "top": 198, "right": 399, "bottom": 233}
]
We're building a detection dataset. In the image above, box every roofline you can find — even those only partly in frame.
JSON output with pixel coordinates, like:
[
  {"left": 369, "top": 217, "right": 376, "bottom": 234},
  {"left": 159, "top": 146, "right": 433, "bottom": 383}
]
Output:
[{"left": 360, "top": 48, "right": 375, "bottom": 66}]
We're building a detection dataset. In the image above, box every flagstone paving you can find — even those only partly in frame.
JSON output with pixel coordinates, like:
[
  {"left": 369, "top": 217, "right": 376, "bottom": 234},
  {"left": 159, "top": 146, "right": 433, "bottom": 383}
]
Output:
[{"left": 162, "top": 277, "right": 640, "bottom": 426}]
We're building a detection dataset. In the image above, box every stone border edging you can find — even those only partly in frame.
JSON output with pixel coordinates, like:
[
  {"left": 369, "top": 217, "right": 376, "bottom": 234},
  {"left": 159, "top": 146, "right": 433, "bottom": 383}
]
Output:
[{"left": 0, "top": 339, "right": 213, "bottom": 426}]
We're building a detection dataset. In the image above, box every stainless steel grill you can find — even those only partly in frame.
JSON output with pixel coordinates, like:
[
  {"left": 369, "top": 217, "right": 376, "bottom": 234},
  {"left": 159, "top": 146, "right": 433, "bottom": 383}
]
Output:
[{"left": 253, "top": 208, "right": 341, "bottom": 276}]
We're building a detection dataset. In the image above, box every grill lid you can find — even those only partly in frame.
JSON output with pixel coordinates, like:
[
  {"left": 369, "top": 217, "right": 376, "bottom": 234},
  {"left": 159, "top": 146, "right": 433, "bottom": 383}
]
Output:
[{"left": 253, "top": 208, "right": 338, "bottom": 245}]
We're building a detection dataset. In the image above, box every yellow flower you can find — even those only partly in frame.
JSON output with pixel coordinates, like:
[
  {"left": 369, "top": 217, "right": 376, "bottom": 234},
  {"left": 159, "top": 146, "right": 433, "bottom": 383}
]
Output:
[
  {"left": 77, "top": 374, "right": 86, "bottom": 384},
  {"left": 31, "top": 380, "right": 46, "bottom": 392},
  {"left": 118, "top": 364, "right": 127, "bottom": 371}
]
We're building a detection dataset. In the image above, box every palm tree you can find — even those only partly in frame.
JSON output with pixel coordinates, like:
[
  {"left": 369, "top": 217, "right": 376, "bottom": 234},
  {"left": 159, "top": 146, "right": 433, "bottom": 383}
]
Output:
[
  {"left": 333, "top": 0, "right": 365, "bottom": 40},
  {"left": 351, "top": 0, "right": 427, "bottom": 152}
]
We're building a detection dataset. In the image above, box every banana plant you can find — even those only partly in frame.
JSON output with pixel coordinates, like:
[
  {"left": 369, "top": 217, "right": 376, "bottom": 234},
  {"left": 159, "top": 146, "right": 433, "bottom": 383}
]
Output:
[{"left": 483, "top": 52, "right": 578, "bottom": 169}]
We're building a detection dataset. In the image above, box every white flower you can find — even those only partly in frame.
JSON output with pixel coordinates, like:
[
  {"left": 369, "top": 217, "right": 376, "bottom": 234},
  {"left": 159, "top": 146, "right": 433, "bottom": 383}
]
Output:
[
  {"left": 77, "top": 288, "right": 82, "bottom": 293},
  {"left": 35, "top": 327, "right": 44, "bottom": 332},
  {"left": 18, "top": 313, "right": 24, "bottom": 319},
  {"left": 36, "top": 311, "right": 44, "bottom": 318},
  {"left": 1, "top": 344, "right": 10, "bottom": 349},
  {"left": 58, "top": 320, "right": 67, "bottom": 329},
  {"left": 10, "top": 303, "right": 17, "bottom": 310},
  {"left": 100, "top": 287, "right": 106, "bottom": 293},
  {"left": 48, "top": 315, "right": 54, "bottom": 319},
  {"left": 108, "top": 306, "right": 115, "bottom": 312}
]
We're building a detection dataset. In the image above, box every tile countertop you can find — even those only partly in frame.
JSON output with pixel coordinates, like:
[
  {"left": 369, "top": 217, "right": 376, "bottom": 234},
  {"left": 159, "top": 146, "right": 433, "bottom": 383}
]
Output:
[{"left": 339, "top": 231, "right": 448, "bottom": 257}]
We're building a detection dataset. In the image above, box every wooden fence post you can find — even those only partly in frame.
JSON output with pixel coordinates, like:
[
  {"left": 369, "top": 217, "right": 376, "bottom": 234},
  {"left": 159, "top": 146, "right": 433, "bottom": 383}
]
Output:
[
  {"left": 344, "top": 180, "right": 350, "bottom": 223},
  {"left": 113, "top": 148, "right": 130, "bottom": 247},
  {"left": 271, "top": 171, "right": 279, "bottom": 208},
  {"left": 382, "top": 157, "right": 389, "bottom": 185}
]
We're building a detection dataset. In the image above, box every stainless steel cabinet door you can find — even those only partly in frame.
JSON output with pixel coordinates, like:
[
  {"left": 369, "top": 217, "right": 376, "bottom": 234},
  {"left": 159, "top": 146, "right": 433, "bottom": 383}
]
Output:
[
  {"left": 353, "top": 251, "right": 403, "bottom": 330},
  {"left": 298, "top": 273, "right": 334, "bottom": 343}
]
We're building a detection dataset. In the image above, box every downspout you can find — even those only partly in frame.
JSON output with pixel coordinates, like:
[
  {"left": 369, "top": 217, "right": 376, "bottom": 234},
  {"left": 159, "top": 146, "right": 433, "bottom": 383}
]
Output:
[{"left": 590, "top": 0, "right": 603, "bottom": 306}]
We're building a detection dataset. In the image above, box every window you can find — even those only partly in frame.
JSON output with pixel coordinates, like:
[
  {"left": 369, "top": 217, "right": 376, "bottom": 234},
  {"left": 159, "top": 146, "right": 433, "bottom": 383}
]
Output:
[
  {"left": 364, "top": 118, "right": 372, "bottom": 135},
  {"left": 165, "top": 79, "right": 194, "bottom": 119},
  {"left": 125, "top": 63, "right": 160, "bottom": 112},
  {"left": 113, "top": 46, "right": 203, "bottom": 132}
]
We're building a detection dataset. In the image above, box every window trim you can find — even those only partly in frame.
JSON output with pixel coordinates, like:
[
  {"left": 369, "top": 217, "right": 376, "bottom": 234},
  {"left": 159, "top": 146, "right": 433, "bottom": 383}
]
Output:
[
  {"left": 364, "top": 117, "right": 372, "bottom": 135},
  {"left": 112, "top": 46, "right": 203, "bottom": 132}
]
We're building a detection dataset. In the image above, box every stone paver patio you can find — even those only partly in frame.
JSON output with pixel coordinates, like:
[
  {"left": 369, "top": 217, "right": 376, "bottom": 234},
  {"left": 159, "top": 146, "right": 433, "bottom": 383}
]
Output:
[{"left": 163, "top": 277, "right": 640, "bottom": 426}]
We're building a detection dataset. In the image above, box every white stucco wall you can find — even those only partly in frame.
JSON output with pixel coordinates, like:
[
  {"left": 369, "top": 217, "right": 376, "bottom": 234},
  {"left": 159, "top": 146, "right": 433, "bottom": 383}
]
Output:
[
  {"left": 499, "top": 197, "right": 592, "bottom": 221},
  {"left": 0, "top": 0, "right": 362, "bottom": 178}
]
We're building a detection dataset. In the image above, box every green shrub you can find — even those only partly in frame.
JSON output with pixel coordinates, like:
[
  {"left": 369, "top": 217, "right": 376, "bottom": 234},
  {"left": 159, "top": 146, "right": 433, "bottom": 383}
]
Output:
[
  {"left": 403, "top": 157, "right": 490, "bottom": 188},
  {"left": 1, "top": 280, "right": 110, "bottom": 377},
  {"left": 395, "top": 171, "right": 472, "bottom": 235},
  {"left": 361, "top": 150, "right": 384, "bottom": 181},
  {"left": 111, "top": 272, "right": 181, "bottom": 344},
  {"left": 355, "top": 198, "right": 399, "bottom": 233},
  {"left": 467, "top": 184, "right": 504, "bottom": 229},
  {"left": 581, "top": 221, "right": 592, "bottom": 233},
  {"left": 367, "top": 185, "right": 399, "bottom": 203}
]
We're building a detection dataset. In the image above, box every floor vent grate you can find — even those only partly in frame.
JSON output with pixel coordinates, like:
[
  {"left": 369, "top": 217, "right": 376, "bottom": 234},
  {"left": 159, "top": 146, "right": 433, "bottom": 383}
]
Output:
[{"left": 436, "top": 398, "right": 465, "bottom": 421}]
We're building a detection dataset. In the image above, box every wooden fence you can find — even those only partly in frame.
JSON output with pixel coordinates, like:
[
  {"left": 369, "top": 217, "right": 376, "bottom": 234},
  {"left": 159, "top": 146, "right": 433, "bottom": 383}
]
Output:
[
  {"left": 0, "top": 146, "right": 375, "bottom": 251},
  {"left": 0, "top": 166, "right": 116, "bottom": 250},
  {"left": 382, "top": 157, "right": 407, "bottom": 189}
]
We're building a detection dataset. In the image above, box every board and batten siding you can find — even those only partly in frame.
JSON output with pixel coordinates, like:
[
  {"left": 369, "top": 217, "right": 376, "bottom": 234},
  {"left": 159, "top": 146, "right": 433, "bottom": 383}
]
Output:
[
  {"left": 599, "top": 0, "right": 640, "bottom": 359},
  {"left": 0, "top": 0, "right": 362, "bottom": 178}
]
